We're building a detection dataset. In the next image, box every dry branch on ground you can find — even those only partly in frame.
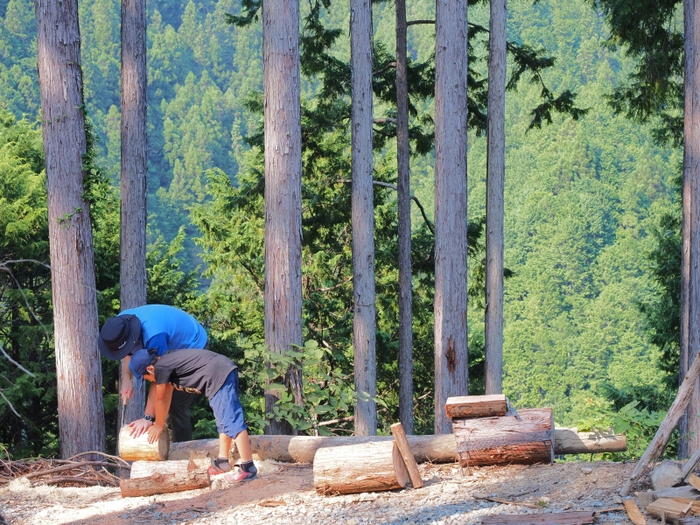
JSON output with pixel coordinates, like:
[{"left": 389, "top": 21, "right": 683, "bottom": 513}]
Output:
[{"left": 0, "top": 451, "right": 130, "bottom": 487}]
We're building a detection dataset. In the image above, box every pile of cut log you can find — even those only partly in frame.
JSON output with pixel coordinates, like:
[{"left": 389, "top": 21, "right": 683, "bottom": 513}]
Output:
[
  {"left": 118, "top": 425, "right": 211, "bottom": 498},
  {"left": 447, "top": 394, "right": 555, "bottom": 468}
]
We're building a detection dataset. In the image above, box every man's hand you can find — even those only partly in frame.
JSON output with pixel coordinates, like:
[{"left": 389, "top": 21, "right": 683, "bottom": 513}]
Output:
[
  {"left": 147, "top": 423, "right": 165, "bottom": 444},
  {"left": 128, "top": 418, "right": 153, "bottom": 438},
  {"left": 120, "top": 383, "right": 134, "bottom": 405}
]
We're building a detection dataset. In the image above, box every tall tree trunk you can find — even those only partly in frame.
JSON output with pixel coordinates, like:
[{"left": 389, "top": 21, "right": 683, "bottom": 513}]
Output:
[
  {"left": 262, "top": 0, "right": 304, "bottom": 435},
  {"left": 118, "top": 0, "right": 148, "bottom": 437},
  {"left": 433, "top": 0, "right": 469, "bottom": 434},
  {"left": 680, "top": 0, "right": 700, "bottom": 458},
  {"left": 396, "top": 0, "right": 413, "bottom": 434},
  {"left": 484, "top": 0, "right": 506, "bottom": 395},
  {"left": 35, "top": 0, "right": 106, "bottom": 458},
  {"left": 351, "top": 0, "right": 377, "bottom": 436}
]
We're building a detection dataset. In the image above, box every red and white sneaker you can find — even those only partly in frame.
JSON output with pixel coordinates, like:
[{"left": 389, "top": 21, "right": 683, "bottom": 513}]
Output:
[
  {"left": 224, "top": 461, "right": 257, "bottom": 482},
  {"left": 207, "top": 458, "right": 231, "bottom": 477}
]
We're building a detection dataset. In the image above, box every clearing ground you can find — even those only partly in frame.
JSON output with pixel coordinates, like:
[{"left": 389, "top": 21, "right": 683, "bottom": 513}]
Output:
[{"left": 0, "top": 459, "right": 653, "bottom": 525}]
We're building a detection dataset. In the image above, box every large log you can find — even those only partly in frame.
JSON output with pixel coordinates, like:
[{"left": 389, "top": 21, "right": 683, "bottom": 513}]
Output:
[
  {"left": 168, "top": 428, "right": 626, "bottom": 464},
  {"left": 313, "top": 440, "right": 408, "bottom": 495},
  {"left": 453, "top": 408, "right": 554, "bottom": 467},
  {"left": 445, "top": 394, "right": 507, "bottom": 419},
  {"left": 119, "top": 468, "right": 210, "bottom": 497},
  {"left": 118, "top": 425, "right": 170, "bottom": 461}
]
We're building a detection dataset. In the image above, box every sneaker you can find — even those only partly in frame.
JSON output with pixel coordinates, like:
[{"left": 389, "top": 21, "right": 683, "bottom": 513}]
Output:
[
  {"left": 224, "top": 461, "right": 257, "bottom": 483},
  {"left": 207, "top": 457, "right": 231, "bottom": 477}
]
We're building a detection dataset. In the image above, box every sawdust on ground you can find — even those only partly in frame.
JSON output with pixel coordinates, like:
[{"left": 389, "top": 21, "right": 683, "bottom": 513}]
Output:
[{"left": 0, "top": 459, "right": 649, "bottom": 525}]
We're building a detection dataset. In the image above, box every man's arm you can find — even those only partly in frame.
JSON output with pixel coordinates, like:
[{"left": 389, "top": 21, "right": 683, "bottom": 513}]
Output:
[{"left": 120, "top": 356, "right": 134, "bottom": 405}]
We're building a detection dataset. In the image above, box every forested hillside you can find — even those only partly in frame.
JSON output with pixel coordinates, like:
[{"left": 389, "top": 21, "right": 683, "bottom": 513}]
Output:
[{"left": 0, "top": 0, "right": 679, "bottom": 455}]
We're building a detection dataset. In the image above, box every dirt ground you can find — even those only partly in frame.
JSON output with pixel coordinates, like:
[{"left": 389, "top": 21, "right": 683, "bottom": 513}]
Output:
[{"left": 0, "top": 458, "right": 653, "bottom": 525}]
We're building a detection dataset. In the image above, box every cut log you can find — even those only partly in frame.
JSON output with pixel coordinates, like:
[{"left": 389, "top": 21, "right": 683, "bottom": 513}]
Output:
[
  {"left": 445, "top": 394, "right": 507, "bottom": 419},
  {"left": 621, "top": 355, "right": 700, "bottom": 496},
  {"left": 313, "top": 440, "right": 408, "bottom": 495},
  {"left": 119, "top": 468, "right": 210, "bottom": 497},
  {"left": 555, "top": 427, "right": 627, "bottom": 454},
  {"left": 168, "top": 428, "right": 625, "bottom": 465},
  {"left": 622, "top": 498, "right": 648, "bottom": 525},
  {"left": 480, "top": 510, "right": 595, "bottom": 524},
  {"left": 453, "top": 408, "right": 554, "bottom": 467},
  {"left": 390, "top": 422, "right": 423, "bottom": 489},
  {"left": 118, "top": 425, "right": 170, "bottom": 461}
]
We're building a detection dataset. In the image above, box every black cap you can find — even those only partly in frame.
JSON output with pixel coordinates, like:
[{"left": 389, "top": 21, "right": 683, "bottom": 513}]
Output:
[{"left": 98, "top": 314, "right": 143, "bottom": 360}]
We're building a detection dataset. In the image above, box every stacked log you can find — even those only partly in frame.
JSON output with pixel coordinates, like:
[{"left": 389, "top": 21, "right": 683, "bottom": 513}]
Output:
[{"left": 447, "top": 396, "right": 554, "bottom": 467}]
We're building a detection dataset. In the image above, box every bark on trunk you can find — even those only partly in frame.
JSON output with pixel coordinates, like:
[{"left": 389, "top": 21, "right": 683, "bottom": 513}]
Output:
[
  {"left": 433, "top": 0, "right": 469, "bottom": 434},
  {"left": 350, "top": 0, "right": 377, "bottom": 436},
  {"left": 118, "top": 0, "right": 149, "bottom": 439},
  {"left": 484, "top": 0, "right": 507, "bottom": 396},
  {"left": 313, "top": 441, "right": 408, "bottom": 495},
  {"left": 680, "top": 0, "right": 700, "bottom": 460},
  {"left": 262, "top": 0, "right": 303, "bottom": 434},
  {"left": 35, "top": 0, "right": 105, "bottom": 458},
  {"left": 395, "top": 0, "right": 414, "bottom": 435}
]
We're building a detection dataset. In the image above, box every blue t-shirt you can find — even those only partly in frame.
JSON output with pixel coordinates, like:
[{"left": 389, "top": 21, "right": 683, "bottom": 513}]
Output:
[{"left": 120, "top": 304, "right": 207, "bottom": 356}]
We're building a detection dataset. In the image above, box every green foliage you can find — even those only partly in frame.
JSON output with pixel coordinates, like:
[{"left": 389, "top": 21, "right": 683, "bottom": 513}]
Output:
[
  {"left": 576, "top": 399, "right": 672, "bottom": 460},
  {"left": 0, "top": 110, "right": 57, "bottom": 457},
  {"left": 239, "top": 340, "right": 356, "bottom": 436}
]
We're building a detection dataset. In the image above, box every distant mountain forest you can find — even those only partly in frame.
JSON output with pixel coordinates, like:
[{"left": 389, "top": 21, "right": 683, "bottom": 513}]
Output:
[{"left": 0, "top": 0, "right": 681, "bottom": 457}]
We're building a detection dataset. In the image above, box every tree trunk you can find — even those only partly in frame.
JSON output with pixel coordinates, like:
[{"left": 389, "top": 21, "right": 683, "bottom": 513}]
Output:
[
  {"left": 484, "top": 0, "right": 507, "bottom": 396},
  {"left": 313, "top": 441, "right": 408, "bottom": 495},
  {"left": 433, "top": 0, "right": 469, "bottom": 434},
  {"left": 351, "top": 0, "right": 377, "bottom": 436},
  {"left": 395, "top": 0, "right": 414, "bottom": 435},
  {"left": 680, "top": 0, "right": 700, "bottom": 460},
  {"left": 35, "top": 0, "right": 106, "bottom": 458},
  {"left": 118, "top": 0, "right": 148, "bottom": 440},
  {"left": 262, "top": 0, "right": 303, "bottom": 434}
]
